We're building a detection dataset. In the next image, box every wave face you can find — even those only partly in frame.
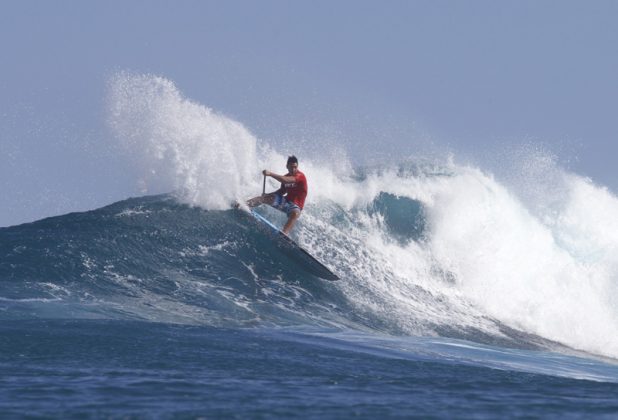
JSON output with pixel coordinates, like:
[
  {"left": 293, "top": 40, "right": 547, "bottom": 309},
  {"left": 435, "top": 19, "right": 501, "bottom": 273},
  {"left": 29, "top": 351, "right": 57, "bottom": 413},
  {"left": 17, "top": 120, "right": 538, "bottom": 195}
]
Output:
[
  {"left": 3, "top": 73, "right": 618, "bottom": 361},
  {"left": 0, "top": 195, "right": 353, "bottom": 327}
]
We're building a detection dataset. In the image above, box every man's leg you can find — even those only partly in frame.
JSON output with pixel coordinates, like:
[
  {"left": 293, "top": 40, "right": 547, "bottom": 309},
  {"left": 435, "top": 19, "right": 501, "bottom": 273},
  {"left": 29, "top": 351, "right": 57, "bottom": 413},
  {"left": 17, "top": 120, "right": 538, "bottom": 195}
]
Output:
[
  {"left": 246, "top": 193, "right": 276, "bottom": 208},
  {"left": 282, "top": 210, "right": 301, "bottom": 235}
]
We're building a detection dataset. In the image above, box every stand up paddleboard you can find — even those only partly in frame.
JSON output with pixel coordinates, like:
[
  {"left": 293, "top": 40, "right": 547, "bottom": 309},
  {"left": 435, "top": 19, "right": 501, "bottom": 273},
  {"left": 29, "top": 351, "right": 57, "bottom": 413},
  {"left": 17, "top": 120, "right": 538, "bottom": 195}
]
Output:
[{"left": 245, "top": 208, "right": 339, "bottom": 281}]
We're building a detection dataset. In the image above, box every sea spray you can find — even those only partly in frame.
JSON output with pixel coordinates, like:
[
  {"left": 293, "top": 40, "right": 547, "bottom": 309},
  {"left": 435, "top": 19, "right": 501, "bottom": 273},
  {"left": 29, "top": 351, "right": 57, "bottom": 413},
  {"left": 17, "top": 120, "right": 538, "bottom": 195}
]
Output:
[{"left": 107, "top": 72, "right": 261, "bottom": 209}]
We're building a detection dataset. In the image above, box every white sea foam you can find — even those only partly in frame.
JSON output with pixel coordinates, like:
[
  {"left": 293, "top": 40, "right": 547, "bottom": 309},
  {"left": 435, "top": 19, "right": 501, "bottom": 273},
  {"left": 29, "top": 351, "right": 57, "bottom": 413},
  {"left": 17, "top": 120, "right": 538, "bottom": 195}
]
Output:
[{"left": 425, "top": 166, "right": 618, "bottom": 357}]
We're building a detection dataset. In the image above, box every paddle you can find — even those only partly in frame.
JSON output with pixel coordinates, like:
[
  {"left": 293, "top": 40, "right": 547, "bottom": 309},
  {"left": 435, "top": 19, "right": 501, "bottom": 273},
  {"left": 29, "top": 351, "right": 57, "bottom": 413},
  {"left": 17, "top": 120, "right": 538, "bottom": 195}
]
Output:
[{"left": 262, "top": 174, "right": 266, "bottom": 196}]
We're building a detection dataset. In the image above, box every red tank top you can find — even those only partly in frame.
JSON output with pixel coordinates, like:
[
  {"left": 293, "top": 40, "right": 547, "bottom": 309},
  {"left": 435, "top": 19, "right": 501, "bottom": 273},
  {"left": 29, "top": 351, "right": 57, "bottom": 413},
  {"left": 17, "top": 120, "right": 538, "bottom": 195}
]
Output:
[{"left": 282, "top": 171, "right": 308, "bottom": 209}]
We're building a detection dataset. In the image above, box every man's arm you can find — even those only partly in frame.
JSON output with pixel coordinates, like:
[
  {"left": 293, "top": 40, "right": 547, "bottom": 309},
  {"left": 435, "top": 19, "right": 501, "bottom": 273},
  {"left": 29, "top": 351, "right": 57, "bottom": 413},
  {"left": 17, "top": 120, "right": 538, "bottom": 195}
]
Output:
[{"left": 263, "top": 170, "right": 296, "bottom": 184}]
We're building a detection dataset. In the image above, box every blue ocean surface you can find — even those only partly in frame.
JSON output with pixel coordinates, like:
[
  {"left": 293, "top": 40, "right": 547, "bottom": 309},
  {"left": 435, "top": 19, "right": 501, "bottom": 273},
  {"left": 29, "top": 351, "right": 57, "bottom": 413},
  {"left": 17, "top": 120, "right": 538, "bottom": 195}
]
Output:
[
  {"left": 2, "top": 186, "right": 618, "bottom": 418},
  {"left": 3, "top": 320, "right": 618, "bottom": 418}
]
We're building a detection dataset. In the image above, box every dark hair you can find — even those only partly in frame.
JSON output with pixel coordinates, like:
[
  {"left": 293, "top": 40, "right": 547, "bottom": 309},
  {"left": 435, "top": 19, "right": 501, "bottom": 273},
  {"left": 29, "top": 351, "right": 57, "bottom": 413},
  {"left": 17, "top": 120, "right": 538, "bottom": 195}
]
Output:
[{"left": 287, "top": 155, "right": 298, "bottom": 165}]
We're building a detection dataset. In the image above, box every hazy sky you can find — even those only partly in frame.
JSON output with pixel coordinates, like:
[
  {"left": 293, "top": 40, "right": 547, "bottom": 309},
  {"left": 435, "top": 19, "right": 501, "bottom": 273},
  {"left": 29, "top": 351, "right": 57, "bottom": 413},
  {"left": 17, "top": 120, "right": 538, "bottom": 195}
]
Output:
[{"left": 2, "top": 0, "right": 617, "bottom": 227}]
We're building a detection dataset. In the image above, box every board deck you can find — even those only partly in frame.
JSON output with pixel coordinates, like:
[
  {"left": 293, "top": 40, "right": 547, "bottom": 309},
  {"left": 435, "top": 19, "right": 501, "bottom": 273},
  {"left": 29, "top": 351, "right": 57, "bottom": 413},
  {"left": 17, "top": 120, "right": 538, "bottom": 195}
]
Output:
[{"left": 248, "top": 209, "right": 339, "bottom": 281}]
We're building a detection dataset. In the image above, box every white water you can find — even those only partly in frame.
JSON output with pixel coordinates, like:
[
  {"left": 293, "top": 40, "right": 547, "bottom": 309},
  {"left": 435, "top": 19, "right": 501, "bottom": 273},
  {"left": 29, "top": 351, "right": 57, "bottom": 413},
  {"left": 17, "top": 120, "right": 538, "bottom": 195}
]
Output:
[
  {"left": 107, "top": 73, "right": 618, "bottom": 359},
  {"left": 107, "top": 72, "right": 260, "bottom": 209}
]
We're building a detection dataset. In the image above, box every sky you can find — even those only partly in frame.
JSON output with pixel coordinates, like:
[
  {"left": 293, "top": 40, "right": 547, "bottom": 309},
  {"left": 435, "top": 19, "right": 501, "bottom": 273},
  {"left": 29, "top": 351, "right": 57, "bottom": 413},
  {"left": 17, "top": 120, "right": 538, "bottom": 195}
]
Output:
[{"left": 1, "top": 0, "right": 617, "bottom": 227}]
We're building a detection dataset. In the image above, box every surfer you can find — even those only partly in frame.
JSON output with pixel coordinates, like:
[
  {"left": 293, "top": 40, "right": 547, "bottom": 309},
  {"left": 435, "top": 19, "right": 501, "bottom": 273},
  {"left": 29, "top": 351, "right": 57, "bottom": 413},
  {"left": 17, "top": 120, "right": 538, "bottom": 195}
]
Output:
[{"left": 247, "top": 156, "right": 308, "bottom": 235}]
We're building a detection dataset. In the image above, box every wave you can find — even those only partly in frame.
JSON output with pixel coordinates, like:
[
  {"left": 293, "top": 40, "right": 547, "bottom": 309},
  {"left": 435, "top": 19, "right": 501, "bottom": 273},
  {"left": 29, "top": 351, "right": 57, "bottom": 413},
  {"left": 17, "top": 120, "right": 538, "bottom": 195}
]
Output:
[
  {"left": 2, "top": 73, "right": 618, "bottom": 361},
  {"left": 2, "top": 164, "right": 617, "bottom": 360}
]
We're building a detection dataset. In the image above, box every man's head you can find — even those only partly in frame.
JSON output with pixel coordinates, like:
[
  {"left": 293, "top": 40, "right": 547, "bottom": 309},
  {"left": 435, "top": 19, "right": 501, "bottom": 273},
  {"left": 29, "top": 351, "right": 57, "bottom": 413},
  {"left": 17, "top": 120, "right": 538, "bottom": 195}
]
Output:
[{"left": 287, "top": 155, "right": 299, "bottom": 174}]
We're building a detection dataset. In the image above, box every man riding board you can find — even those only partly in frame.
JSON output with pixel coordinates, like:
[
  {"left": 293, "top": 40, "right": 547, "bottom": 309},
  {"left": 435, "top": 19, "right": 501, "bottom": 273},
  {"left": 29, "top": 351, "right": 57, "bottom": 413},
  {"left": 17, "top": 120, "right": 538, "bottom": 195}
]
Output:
[{"left": 247, "top": 156, "right": 307, "bottom": 235}]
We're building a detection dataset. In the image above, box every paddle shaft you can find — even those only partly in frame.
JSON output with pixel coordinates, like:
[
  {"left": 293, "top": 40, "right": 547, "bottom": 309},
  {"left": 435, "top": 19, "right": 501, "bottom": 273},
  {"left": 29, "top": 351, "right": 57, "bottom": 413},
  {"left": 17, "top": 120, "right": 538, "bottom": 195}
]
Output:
[{"left": 262, "top": 175, "right": 266, "bottom": 196}]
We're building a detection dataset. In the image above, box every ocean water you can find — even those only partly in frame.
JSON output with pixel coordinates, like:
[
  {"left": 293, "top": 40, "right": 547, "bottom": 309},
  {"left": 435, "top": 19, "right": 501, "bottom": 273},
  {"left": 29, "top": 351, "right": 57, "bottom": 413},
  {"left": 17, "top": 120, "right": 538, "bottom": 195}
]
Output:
[{"left": 2, "top": 73, "right": 618, "bottom": 418}]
